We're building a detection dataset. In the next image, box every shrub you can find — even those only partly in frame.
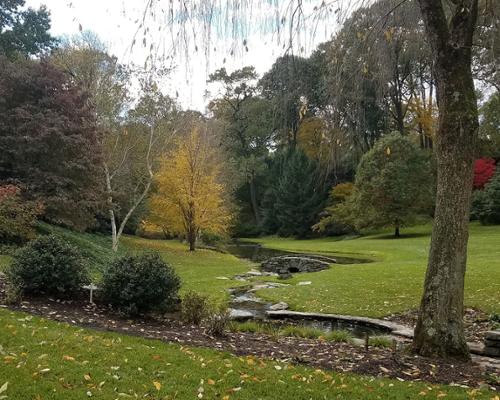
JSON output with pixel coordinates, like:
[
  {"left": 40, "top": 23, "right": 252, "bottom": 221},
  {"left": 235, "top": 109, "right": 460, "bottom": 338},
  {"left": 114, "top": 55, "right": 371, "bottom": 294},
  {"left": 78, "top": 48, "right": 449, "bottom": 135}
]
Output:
[
  {"left": 0, "top": 185, "right": 42, "bottom": 244},
  {"left": 368, "top": 335, "right": 393, "bottom": 348},
  {"left": 205, "top": 303, "right": 230, "bottom": 337},
  {"left": 473, "top": 170, "right": 500, "bottom": 225},
  {"left": 473, "top": 158, "right": 496, "bottom": 190},
  {"left": 325, "top": 330, "right": 353, "bottom": 343},
  {"left": 101, "top": 252, "right": 181, "bottom": 316},
  {"left": 181, "top": 291, "right": 210, "bottom": 325},
  {"left": 6, "top": 235, "right": 88, "bottom": 298}
]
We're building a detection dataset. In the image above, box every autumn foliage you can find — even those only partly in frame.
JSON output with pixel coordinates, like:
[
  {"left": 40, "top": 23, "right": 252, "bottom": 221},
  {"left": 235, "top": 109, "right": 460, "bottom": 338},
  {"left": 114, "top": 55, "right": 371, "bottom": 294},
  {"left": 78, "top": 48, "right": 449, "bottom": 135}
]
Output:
[
  {"left": 147, "top": 128, "right": 232, "bottom": 250},
  {"left": 473, "top": 158, "right": 496, "bottom": 190},
  {"left": 0, "top": 185, "right": 42, "bottom": 244}
]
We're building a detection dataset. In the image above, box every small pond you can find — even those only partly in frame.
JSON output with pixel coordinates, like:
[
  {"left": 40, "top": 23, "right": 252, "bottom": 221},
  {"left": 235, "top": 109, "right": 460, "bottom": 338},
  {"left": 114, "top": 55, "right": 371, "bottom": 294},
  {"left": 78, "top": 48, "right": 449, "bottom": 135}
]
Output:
[
  {"left": 225, "top": 243, "right": 371, "bottom": 265},
  {"left": 225, "top": 243, "right": 386, "bottom": 339}
]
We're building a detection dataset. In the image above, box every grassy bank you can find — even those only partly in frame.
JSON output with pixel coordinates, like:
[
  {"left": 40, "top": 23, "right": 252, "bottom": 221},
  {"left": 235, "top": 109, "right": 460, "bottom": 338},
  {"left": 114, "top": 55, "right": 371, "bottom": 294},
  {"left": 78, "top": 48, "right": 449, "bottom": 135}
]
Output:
[
  {"left": 249, "top": 223, "right": 500, "bottom": 317},
  {"left": 0, "top": 309, "right": 492, "bottom": 400}
]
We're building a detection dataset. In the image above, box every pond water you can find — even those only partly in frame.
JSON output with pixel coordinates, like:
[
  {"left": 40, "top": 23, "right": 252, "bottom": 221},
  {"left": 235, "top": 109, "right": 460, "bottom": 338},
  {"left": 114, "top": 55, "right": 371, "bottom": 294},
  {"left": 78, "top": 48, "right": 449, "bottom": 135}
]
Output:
[
  {"left": 225, "top": 243, "right": 371, "bottom": 265},
  {"left": 225, "top": 243, "right": 387, "bottom": 339}
]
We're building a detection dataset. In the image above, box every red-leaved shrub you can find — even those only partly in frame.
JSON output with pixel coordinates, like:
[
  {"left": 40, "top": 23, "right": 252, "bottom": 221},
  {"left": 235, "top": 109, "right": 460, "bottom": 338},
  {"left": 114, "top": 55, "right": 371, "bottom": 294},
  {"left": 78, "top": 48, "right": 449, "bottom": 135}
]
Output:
[{"left": 473, "top": 158, "right": 496, "bottom": 190}]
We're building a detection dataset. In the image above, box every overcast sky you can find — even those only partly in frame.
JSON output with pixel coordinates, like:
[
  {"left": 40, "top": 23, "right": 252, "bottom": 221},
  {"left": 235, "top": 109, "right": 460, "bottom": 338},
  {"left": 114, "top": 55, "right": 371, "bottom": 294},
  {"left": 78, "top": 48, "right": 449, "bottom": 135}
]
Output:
[{"left": 25, "top": 0, "right": 349, "bottom": 111}]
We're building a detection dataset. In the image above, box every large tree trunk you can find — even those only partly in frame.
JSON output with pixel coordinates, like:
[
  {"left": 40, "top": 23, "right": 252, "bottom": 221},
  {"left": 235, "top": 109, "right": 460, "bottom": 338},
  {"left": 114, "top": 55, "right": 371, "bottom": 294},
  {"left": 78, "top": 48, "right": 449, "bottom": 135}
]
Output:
[{"left": 413, "top": 0, "right": 479, "bottom": 360}]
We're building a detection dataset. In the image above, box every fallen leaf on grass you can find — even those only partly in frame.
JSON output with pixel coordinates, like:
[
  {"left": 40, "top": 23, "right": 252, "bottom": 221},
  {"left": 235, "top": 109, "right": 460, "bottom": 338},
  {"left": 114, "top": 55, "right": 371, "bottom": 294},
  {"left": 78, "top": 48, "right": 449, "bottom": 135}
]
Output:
[{"left": 153, "top": 381, "right": 161, "bottom": 391}]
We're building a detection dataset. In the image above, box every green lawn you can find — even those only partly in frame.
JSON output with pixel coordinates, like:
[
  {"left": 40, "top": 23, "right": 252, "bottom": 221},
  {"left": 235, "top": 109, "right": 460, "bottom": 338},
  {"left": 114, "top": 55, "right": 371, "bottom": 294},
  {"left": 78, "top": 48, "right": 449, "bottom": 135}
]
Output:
[
  {"left": 1, "top": 223, "right": 499, "bottom": 317},
  {"left": 0, "top": 309, "right": 492, "bottom": 400},
  {"left": 248, "top": 223, "right": 500, "bottom": 318}
]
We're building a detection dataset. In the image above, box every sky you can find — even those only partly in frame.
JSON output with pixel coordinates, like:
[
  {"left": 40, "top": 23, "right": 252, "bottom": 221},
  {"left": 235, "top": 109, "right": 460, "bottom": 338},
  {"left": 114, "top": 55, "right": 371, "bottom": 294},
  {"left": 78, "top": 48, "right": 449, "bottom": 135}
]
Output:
[{"left": 25, "top": 0, "right": 352, "bottom": 111}]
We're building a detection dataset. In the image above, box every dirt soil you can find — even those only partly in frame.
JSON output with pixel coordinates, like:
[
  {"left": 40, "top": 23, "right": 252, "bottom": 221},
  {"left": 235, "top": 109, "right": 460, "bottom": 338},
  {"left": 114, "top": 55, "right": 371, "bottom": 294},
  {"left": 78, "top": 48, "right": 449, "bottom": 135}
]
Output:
[{"left": 386, "top": 308, "right": 496, "bottom": 343}]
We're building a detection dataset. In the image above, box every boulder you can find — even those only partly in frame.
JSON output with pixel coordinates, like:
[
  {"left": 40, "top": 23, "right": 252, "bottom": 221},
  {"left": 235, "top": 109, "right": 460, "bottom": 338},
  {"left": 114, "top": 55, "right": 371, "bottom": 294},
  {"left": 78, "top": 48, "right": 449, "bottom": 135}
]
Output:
[
  {"left": 261, "top": 256, "right": 330, "bottom": 276},
  {"left": 269, "top": 302, "right": 289, "bottom": 311}
]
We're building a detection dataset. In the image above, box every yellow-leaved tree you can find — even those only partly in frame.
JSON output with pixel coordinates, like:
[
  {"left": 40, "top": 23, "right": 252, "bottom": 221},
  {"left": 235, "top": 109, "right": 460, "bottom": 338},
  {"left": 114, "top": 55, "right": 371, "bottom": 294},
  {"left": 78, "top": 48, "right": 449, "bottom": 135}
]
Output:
[{"left": 148, "top": 127, "right": 232, "bottom": 251}]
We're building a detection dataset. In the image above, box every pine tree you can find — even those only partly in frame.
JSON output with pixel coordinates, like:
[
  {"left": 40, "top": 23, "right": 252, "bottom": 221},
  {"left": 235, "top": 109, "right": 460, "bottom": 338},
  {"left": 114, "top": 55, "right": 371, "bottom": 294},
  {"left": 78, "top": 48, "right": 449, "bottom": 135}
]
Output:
[{"left": 262, "top": 149, "right": 324, "bottom": 238}]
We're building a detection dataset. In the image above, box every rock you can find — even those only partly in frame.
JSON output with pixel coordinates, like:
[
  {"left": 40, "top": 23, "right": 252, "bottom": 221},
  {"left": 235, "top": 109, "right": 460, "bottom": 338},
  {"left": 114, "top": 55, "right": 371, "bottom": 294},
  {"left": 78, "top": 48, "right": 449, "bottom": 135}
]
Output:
[
  {"left": 269, "top": 302, "right": 289, "bottom": 311},
  {"left": 215, "top": 276, "right": 230, "bottom": 280},
  {"left": 484, "top": 339, "right": 500, "bottom": 348},
  {"left": 485, "top": 331, "right": 500, "bottom": 341},
  {"left": 246, "top": 270, "right": 263, "bottom": 276},
  {"left": 278, "top": 273, "right": 293, "bottom": 280},
  {"left": 483, "top": 346, "right": 500, "bottom": 357},
  {"left": 261, "top": 256, "right": 331, "bottom": 276},
  {"left": 229, "top": 309, "right": 255, "bottom": 320},
  {"left": 297, "top": 281, "right": 312, "bottom": 286}
]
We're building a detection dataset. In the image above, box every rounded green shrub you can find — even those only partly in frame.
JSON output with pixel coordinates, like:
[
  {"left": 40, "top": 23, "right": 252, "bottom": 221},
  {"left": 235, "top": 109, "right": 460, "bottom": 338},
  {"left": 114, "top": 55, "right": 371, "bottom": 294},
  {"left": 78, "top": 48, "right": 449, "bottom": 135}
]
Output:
[
  {"left": 7, "top": 234, "right": 88, "bottom": 298},
  {"left": 102, "top": 252, "right": 181, "bottom": 316}
]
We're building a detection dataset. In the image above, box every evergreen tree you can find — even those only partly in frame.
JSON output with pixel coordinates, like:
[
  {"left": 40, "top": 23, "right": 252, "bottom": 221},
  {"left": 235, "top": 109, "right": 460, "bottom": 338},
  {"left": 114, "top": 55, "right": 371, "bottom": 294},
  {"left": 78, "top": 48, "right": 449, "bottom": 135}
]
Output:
[
  {"left": 261, "top": 149, "right": 325, "bottom": 238},
  {"left": 474, "top": 169, "right": 500, "bottom": 225}
]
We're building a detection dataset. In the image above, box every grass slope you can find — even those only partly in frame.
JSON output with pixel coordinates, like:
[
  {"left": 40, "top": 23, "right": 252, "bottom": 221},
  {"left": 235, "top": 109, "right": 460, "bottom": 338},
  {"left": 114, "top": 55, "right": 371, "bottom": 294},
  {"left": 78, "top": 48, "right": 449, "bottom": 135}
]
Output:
[
  {"left": 0, "top": 309, "right": 492, "bottom": 400},
  {"left": 249, "top": 223, "right": 500, "bottom": 318}
]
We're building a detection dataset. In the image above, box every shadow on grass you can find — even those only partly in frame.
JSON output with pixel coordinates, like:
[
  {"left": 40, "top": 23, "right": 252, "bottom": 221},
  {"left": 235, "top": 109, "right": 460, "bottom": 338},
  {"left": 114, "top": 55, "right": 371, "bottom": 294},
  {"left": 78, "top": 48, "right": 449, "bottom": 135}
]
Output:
[{"left": 372, "top": 232, "right": 430, "bottom": 240}]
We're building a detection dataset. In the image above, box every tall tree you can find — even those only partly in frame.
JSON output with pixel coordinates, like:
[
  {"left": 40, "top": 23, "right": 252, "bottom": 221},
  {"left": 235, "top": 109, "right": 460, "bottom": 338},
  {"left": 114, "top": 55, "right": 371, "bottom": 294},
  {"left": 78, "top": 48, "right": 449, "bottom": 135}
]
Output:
[
  {"left": 148, "top": 127, "right": 232, "bottom": 251},
  {"left": 0, "top": 0, "right": 55, "bottom": 58},
  {"left": 208, "top": 66, "right": 273, "bottom": 224},
  {"left": 0, "top": 57, "right": 102, "bottom": 229},
  {"left": 413, "top": 0, "right": 480, "bottom": 360},
  {"left": 261, "top": 149, "right": 324, "bottom": 238},
  {"left": 350, "top": 133, "right": 434, "bottom": 237}
]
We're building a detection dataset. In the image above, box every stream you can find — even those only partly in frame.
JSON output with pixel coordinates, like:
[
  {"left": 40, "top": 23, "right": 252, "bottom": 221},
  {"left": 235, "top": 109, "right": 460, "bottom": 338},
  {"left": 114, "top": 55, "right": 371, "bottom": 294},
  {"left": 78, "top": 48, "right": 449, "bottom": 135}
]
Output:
[{"left": 224, "top": 243, "right": 389, "bottom": 339}]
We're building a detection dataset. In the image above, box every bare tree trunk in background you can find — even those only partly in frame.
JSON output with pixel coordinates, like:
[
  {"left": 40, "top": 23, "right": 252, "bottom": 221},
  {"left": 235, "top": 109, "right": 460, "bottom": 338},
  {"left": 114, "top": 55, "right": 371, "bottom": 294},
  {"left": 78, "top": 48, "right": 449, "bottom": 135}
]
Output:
[
  {"left": 105, "top": 125, "right": 155, "bottom": 252},
  {"left": 414, "top": 0, "right": 479, "bottom": 360}
]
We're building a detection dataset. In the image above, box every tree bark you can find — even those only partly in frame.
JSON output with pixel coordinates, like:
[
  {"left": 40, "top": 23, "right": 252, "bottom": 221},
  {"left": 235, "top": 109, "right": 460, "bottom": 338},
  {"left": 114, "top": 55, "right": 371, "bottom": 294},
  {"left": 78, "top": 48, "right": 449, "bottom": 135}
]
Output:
[
  {"left": 249, "top": 177, "right": 260, "bottom": 224},
  {"left": 394, "top": 224, "right": 400, "bottom": 238},
  {"left": 413, "top": 0, "right": 479, "bottom": 360}
]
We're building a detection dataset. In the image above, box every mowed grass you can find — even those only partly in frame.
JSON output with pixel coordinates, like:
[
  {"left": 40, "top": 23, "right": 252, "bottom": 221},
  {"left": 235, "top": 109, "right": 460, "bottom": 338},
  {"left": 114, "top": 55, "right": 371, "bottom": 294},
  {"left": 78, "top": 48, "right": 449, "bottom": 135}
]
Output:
[
  {"left": 121, "top": 236, "right": 250, "bottom": 302},
  {"left": 0, "top": 309, "right": 493, "bottom": 400},
  {"left": 248, "top": 223, "right": 500, "bottom": 318}
]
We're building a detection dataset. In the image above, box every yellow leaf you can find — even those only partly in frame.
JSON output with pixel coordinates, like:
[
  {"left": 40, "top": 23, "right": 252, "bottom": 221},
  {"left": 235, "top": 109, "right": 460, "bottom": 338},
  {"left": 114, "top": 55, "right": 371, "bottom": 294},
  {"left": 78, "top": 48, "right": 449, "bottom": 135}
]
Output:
[
  {"left": 153, "top": 381, "right": 161, "bottom": 391},
  {"left": 207, "top": 379, "right": 215, "bottom": 385},
  {"left": 63, "top": 355, "right": 75, "bottom": 361},
  {"left": 84, "top": 374, "right": 91, "bottom": 381},
  {"left": 386, "top": 147, "right": 391, "bottom": 155},
  {"left": 223, "top": 396, "right": 230, "bottom": 400}
]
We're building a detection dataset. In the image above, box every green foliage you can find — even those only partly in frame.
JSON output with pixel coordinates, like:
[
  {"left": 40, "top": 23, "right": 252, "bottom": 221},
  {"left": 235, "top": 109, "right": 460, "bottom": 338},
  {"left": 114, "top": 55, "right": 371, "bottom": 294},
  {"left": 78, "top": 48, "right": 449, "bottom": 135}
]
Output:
[
  {"left": 102, "top": 252, "right": 181, "bottom": 316},
  {"left": 261, "top": 149, "right": 325, "bottom": 238},
  {"left": 181, "top": 291, "right": 210, "bottom": 325},
  {"left": 472, "top": 170, "right": 500, "bottom": 225},
  {"left": 313, "top": 183, "right": 356, "bottom": 235},
  {"left": 6, "top": 235, "right": 88, "bottom": 298},
  {"left": 279, "top": 325, "right": 325, "bottom": 339},
  {"left": 0, "top": 185, "right": 42, "bottom": 244},
  {"left": 368, "top": 336, "right": 393, "bottom": 349},
  {"left": 351, "top": 133, "right": 434, "bottom": 236},
  {"left": 325, "top": 330, "right": 353, "bottom": 343},
  {"left": 0, "top": 0, "right": 56, "bottom": 58}
]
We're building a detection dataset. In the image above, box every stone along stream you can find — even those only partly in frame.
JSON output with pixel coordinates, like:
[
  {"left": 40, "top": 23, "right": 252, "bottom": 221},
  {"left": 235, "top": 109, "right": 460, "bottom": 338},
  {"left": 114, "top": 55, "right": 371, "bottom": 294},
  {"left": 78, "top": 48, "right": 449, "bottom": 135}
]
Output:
[{"left": 224, "top": 243, "right": 391, "bottom": 339}]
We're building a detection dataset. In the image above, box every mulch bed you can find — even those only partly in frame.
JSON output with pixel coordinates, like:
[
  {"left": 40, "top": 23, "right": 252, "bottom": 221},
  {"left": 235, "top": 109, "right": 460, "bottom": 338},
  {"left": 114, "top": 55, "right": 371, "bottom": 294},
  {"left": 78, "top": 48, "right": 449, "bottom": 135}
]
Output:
[
  {"left": 386, "top": 308, "right": 496, "bottom": 343},
  {"left": 0, "top": 282, "right": 498, "bottom": 390}
]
